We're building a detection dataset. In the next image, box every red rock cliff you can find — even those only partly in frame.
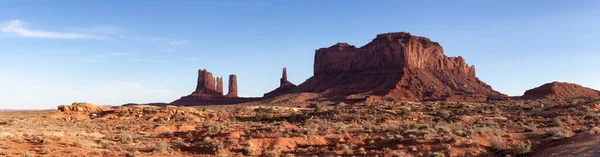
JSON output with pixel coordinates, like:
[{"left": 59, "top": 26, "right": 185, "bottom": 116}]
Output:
[{"left": 314, "top": 32, "right": 475, "bottom": 78}]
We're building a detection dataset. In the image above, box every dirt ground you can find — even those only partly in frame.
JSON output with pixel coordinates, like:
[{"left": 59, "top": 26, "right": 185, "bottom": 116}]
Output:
[{"left": 1, "top": 98, "right": 599, "bottom": 157}]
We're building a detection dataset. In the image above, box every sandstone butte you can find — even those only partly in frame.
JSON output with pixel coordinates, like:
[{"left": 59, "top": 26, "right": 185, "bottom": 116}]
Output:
[
  {"left": 171, "top": 69, "right": 260, "bottom": 105},
  {"left": 286, "top": 32, "right": 507, "bottom": 102},
  {"left": 521, "top": 81, "right": 600, "bottom": 99}
]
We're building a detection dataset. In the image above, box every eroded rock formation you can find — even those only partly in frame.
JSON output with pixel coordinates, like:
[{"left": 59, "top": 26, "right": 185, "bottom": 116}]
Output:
[
  {"left": 226, "top": 75, "right": 238, "bottom": 97},
  {"left": 194, "top": 69, "right": 220, "bottom": 96},
  {"left": 264, "top": 67, "right": 297, "bottom": 98},
  {"left": 174, "top": 32, "right": 513, "bottom": 104},
  {"left": 522, "top": 82, "right": 600, "bottom": 99},
  {"left": 292, "top": 32, "right": 505, "bottom": 102},
  {"left": 216, "top": 77, "right": 223, "bottom": 94},
  {"left": 57, "top": 102, "right": 106, "bottom": 113},
  {"left": 172, "top": 70, "right": 256, "bottom": 105}
]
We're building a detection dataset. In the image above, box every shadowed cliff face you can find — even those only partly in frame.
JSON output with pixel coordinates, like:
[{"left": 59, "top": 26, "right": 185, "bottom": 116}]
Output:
[{"left": 295, "top": 32, "right": 504, "bottom": 102}]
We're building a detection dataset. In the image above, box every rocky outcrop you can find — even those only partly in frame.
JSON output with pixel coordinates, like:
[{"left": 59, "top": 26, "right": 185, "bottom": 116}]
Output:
[
  {"left": 57, "top": 102, "right": 106, "bottom": 113},
  {"left": 172, "top": 70, "right": 256, "bottom": 105},
  {"left": 226, "top": 75, "right": 238, "bottom": 97},
  {"left": 280, "top": 68, "right": 292, "bottom": 87},
  {"left": 293, "top": 32, "right": 505, "bottom": 102},
  {"left": 264, "top": 67, "right": 297, "bottom": 98},
  {"left": 216, "top": 77, "right": 223, "bottom": 94},
  {"left": 193, "top": 69, "right": 220, "bottom": 96},
  {"left": 522, "top": 82, "right": 600, "bottom": 99}
]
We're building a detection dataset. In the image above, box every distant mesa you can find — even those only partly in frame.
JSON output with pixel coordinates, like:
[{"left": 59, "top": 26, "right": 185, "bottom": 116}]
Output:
[{"left": 521, "top": 81, "right": 600, "bottom": 99}]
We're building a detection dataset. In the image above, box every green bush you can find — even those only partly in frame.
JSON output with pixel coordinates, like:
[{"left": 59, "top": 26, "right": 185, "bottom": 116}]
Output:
[{"left": 513, "top": 140, "right": 532, "bottom": 157}]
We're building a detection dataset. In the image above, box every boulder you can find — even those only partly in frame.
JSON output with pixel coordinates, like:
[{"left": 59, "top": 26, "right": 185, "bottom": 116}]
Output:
[{"left": 57, "top": 102, "right": 106, "bottom": 113}]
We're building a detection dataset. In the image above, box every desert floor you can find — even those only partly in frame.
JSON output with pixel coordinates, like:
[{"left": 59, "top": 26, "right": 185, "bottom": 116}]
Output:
[{"left": 1, "top": 98, "right": 600, "bottom": 157}]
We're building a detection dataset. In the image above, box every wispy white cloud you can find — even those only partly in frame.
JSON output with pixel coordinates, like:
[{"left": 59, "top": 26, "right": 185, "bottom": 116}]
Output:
[
  {"left": 1, "top": 19, "right": 190, "bottom": 52},
  {"left": 0, "top": 19, "right": 99, "bottom": 39}
]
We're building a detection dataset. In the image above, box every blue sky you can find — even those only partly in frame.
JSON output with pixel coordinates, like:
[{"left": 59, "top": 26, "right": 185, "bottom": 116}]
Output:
[{"left": 1, "top": 1, "right": 599, "bottom": 109}]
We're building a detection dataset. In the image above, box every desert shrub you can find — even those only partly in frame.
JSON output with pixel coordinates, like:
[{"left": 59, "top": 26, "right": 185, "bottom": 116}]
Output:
[
  {"left": 589, "top": 127, "right": 600, "bottom": 135},
  {"left": 125, "top": 151, "right": 140, "bottom": 157},
  {"left": 153, "top": 142, "right": 169, "bottom": 153},
  {"left": 171, "top": 140, "right": 190, "bottom": 150},
  {"left": 470, "top": 141, "right": 479, "bottom": 147},
  {"left": 72, "top": 141, "right": 84, "bottom": 148},
  {"left": 99, "top": 140, "right": 113, "bottom": 149},
  {"left": 430, "top": 152, "right": 445, "bottom": 157},
  {"left": 41, "top": 138, "right": 51, "bottom": 145},
  {"left": 513, "top": 140, "right": 532, "bottom": 157},
  {"left": 436, "top": 126, "right": 451, "bottom": 134},
  {"left": 453, "top": 129, "right": 466, "bottom": 137},
  {"left": 409, "top": 122, "right": 419, "bottom": 130},
  {"left": 336, "top": 143, "right": 352, "bottom": 154},
  {"left": 436, "top": 110, "right": 450, "bottom": 118},
  {"left": 456, "top": 102, "right": 468, "bottom": 109},
  {"left": 400, "top": 107, "right": 412, "bottom": 117},
  {"left": 243, "top": 147, "right": 256, "bottom": 156},
  {"left": 440, "top": 101, "right": 448, "bottom": 106},
  {"left": 20, "top": 151, "right": 35, "bottom": 157},
  {"left": 449, "top": 135, "right": 460, "bottom": 144},
  {"left": 263, "top": 150, "right": 279, "bottom": 157},
  {"left": 545, "top": 127, "right": 572, "bottom": 141},
  {"left": 255, "top": 110, "right": 273, "bottom": 120},
  {"left": 523, "top": 123, "right": 537, "bottom": 132},
  {"left": 491, "top": 136, "right": 505, "bottom": 151},
  {"left": 208, "top": 124, "right": 223, "bottom": 134},
  {"left": 552, "top": 117, "right": 563, "bottom": 127},
  {"left": 202, "top": 136, "right": 213, "bottom": 144},
  {"left": 314, "top": 105, "right": 323, "bottom": 112},
  {"left": 118, "top": 134, "right": 134, "bottom": 144}
]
